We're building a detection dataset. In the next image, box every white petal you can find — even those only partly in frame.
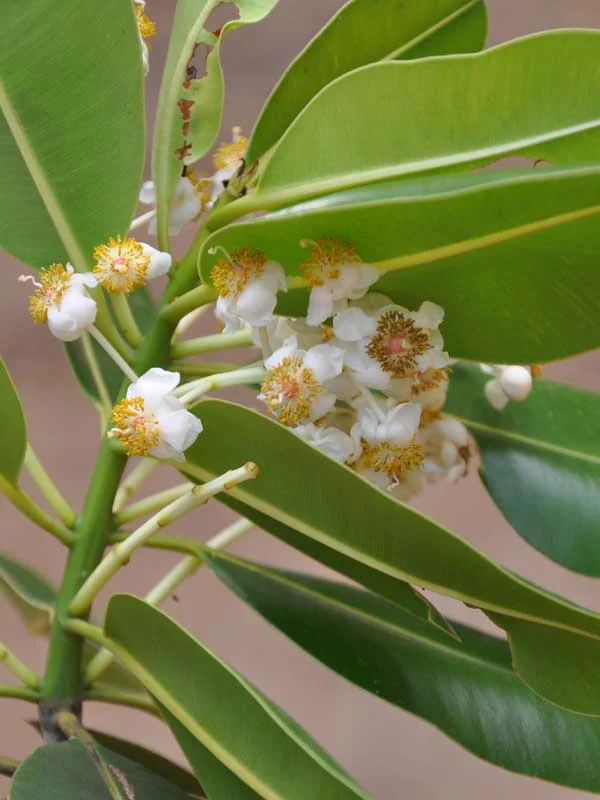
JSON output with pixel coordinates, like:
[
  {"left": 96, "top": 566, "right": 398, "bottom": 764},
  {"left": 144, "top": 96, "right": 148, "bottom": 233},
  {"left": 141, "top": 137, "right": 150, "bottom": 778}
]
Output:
[
  {"left": 128, "top": 368, "right": 181, "bottom": 403},
  {"left": 139, "top": 180, "right": 156, "bottom": 205},
  {"left": 71, "top": 272, "right": 98, "bottom": 289},
  {"left": 346, "top": 264, "right": 380, "bottom": 298},
  {"left": 355, "top": 407, "right": 380, "bottom": 443},
  {"left": 435, "top": 417, "right": 469, "bottom": 447},
  {"left": 265, "top": 336, "right": 300, "bottom": 370},
  {"left": 47, "top": 307, "right": 81, "bottom": 342},
  {"left": 262, "top": 261, "right": 287, "bottom": 292},
  {"left": 344, "top": 349, "right": 390, "bottom": 390},
  {"left": 413, "top": 301, "right": 444, "bottom": 330},
  {"left": 215, "top": 296, "right": 244, "bottom": 334},
  {"left": 310, "top": 392, "right": 337, "bottom": 421},
  {"left": 499, "top": 366, "right": 532, "bottom": 401},
  {"left": 141, "top": 243, "right": 172, "bottom": 279},
  {"left": 47, "top": 289, "right": 97, "bottom": 341},
  {"left": 156, "top": 405, "right": 203, "bottom": 453},
  {"left": 333, "top": 307, "right": 376, "bottom": 342},
  {"left": 235, "top": 282, "right": 278, "bottom": 328},
  {"left": 306, "top": 285, "right": 333, "bottom": 327},
  {"left": 304, "top": 343, "right": 344, "bottom": 383},
  {"left": 484, "top": 379, "right": 509, "bottom": 410},
  {"left": 385, "top": 403, "right": 421, "bottom": 445}
]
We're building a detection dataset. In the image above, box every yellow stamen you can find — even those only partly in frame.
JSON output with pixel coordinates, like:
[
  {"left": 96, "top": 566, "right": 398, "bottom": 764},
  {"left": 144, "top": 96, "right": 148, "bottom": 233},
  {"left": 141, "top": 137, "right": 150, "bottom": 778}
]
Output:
[
  {"left": 298, "top": 237, "right": 361, "bottom": 287},
  {"left": 530, "top": 364, "right": 543, "bottom": 378},
  {"left": 360, "top": 436, "right": 423, "bottom": 478},
  {"left": 419, "top": 407, "right": 443, "bottom": 427},
  {"left": 261, "top": 356, "right": 323, "bottom": 427},
  {"left": 210, "top": 246, "right": 266, "bottom": 298},
  {"left": 22, "top": 264, "right": 72, "bottom": 324},
  {"left": 135, "top": 5, "right": 156, "bottom": 39},
  {"left": 213, "top": 127, "right": 248, "bottom": 172},
  {"left": 186, "top": 167, "right": 212, "bottom": 214},
  {"left": 411, "top": 367, "right": 449, "bottom": 397},
  {"left": 110, "top": 396, "right": 161, "bottom": 456},
  {"left": 93, "top": 236, "right": 150, "bottom": 295},
  {"left": 366, "top": 309, "right": 430, "bottom": 378}
]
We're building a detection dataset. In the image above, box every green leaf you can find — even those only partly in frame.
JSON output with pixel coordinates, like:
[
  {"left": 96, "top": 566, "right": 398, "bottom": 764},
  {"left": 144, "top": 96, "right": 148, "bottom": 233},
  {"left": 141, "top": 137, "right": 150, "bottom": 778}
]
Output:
[
  {"left": 160, "top": 708, "right": 262, "bottom": 799},
  {"left": 89, "top": 729, "right": 204, "bottom": 798},
  {"left": 205, "top": 551, "right": 600, "bottom": 794},
  {"left": 0, "top": 553, "right": 55, "bottom": 635},
  {"left": 0, "top": 0, "right": 144, "bottom": 269},
  {"left": 9, "top": 739, "right": 195, "bottom": 800},
  {"left": 101, "top": 595, "right": 369, "bottom": 799},
  {"left": 182, "top": 399, "right": 600, "bottom": 713},
  {"left": 0, "top": 359, "right": 26, "bottom": 483},
  {"left": 65, "top": 287, "right": 156, "bottom": 405},
  {"left": 243, "top": 30, "right": 600, "bottom": 212},
  {"left": 445, "top": 362, "right": 600, "bottom": 575},
  {"left": 217, "top": 494, "right": 457, "bottom": 637},
  {"left": 247, "top": 0, "right": 487, "bottom": 163},
  {"left": 152, "top": 0, "right": 277, "bottom": 249},
  {"left": 201, "top": 166, "right": 600, "bottom": 363}
]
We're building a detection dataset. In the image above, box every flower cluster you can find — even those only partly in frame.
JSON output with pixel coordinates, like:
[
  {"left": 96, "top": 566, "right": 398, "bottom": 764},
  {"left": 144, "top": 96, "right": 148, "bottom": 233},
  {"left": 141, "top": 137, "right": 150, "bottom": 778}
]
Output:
[{"left": 208, "top": 238, "right": 472, "bottom": 502}]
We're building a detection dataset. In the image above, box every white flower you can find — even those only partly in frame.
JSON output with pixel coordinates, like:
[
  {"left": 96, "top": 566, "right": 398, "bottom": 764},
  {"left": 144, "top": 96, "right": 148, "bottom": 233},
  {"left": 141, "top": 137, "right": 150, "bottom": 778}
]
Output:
[
  {"left": 333, "top": 301, "right": 449, "bottom": 390},
  {"left": 420, "top": 416, "right": 469, "bottom": 484},
  {"left": 350, "top": 401, "right": 424, "bottom": 491},
  {"left": 139, "top": 177, "right": 204, "bottom": 237},
  {"left": 20, "top": 263, "right": 98, "bottom": 342},
  {"left": 482, "top": 364, "right": 533, "bottom": 410},
  {"left": 293, "top": 423, "right": 357, "bottom": 463},
  {"left": 110, "top": 368, "right": 202, "bottom": 460},
  {"left": 259, "top": 336, "right": 344, "bottom": 427},
  {"left": 297, "top": 237, "right": 379, "bottom": 326},
  {"left": 134, "top": 1, "right": 156, "bottom": 76},
  {"left": 207, "top": 127, "right": 248, "bottom": 209},
  {"left": 384, "top": 367, "right": 449, "bottom": 410},
  {"left": 93, "top": 236, "right": 171, "bottom": 294},
  {"left": 211, "top": 247, "right": 286, "bottom": 333}
]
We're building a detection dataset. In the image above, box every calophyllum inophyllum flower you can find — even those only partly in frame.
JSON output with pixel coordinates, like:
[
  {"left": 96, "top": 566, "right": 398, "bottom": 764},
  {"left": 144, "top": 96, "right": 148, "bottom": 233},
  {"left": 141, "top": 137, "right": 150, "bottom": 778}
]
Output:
[
  {"left": 333, "top": 300, "right": 449, "bottom": 390},
  {"left": 259, "top": 336, "right": 345, "bottom": 427},
  {"left": 110, "top": 368, "right": 203, "bottom": 460},
  {"left": 93, "top": 236, "right": 171, "bottom": 294},
  {"left": 298, "top": 237, "right": 379, "bottom": 327},
  {"left": 19, "top": 263, "right": 98, "bottom": 342},
  {"left": 139, "top": 176, "right": 206, "bottom": 237},
  {"left": 211, "top": 246, "right": 287, "bottom": 333},
  {"left": 482, "top": 364, "right": 534, "bottom": 410}
]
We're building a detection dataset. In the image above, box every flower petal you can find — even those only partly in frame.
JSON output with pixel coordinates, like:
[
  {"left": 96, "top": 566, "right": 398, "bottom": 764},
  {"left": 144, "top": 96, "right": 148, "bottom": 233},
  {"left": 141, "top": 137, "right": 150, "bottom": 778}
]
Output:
[
  {"left": 333, "top": 307, "right": 376, "bottom": 341},
  {"left": 304, "top": 343, "right": 344, "bottom": 383},
  {"left": 128, "top": 368, "right": 181, "bottom": 403},
  {"left": 306, "top": 285, "right": 333, "bottom": 327}
]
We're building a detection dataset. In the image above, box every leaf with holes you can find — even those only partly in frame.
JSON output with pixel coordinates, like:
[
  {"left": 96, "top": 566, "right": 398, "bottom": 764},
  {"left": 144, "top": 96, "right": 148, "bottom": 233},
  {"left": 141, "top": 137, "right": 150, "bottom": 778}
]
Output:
[{"left": 247, "top": 0, "right": 487, "bottom": 162}]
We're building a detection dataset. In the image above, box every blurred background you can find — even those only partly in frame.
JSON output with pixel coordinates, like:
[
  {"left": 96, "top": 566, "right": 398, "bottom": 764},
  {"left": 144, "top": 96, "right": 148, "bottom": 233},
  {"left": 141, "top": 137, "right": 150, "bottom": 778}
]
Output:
[{"left": 2, "top": 1, "right": 600, "bottom": 797}]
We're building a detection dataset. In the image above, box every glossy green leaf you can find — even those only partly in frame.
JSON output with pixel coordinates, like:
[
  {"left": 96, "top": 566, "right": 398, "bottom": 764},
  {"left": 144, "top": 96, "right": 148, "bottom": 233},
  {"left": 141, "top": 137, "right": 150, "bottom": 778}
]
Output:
[
  {"left": 89, "top": 729, "right": 204, "bottom": 798},
  {"left": 152, "top": 0, "right": 277, "bottom": 249},
  {"left": 0, "top": 553, "right": 55, "bottom": 634},
  {"left": 446, "top": 362, "right": 600, "bottom": 574},
  {"left": 65, "top": 287, "right": 156, "bottom": 405},
  {"left": 182, "top": 399, "right": 600, "bottom": 713},
  {"left": 202, "top": 166, "right": 600, "bottom": 363},
  {"left": 9, "top": 739, "right": 194, "bottom": 800},
  {"left": 247, "top": 0, "right": 487, "bottom": 163},
  {"left": 100, "top": 595, "right": 369, "bottom": 799},
  {"left": 0, "top": 0, "right": 144, "bottom": 269},
  {"left": 239, "top": 31, "right": 600, "bottom": 213},
  {"left": 205, "top": 551, "right": 600, "bottom": 793},
  {"left": 0, "top": 360, "right": 26, "bottom": 483},
  {"left": 217, "top": 494, "right": 457, "bottom": 636},
  {"left": 161, "top": 708, "right": 262, "bottom": 799}
]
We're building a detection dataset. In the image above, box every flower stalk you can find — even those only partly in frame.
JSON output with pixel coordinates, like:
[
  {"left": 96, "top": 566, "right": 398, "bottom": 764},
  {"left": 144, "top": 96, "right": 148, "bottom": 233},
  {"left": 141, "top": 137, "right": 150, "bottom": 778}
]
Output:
[
  {"left": 0, "top": 476, "right": 74, "bottom": 546},
  {"left": 68, "top": 463, "right": 259, "bottom": 616},
  {"left": 0, "top": 642, "right": 40, "bottom": 690},
  {"left": 159, "top": 283, "right": 218, "bottom": 324},
  {"left": 112, "top": 458, "right": 159, "bottom": 513},
  {"left": 24, "top": 445, "right": 77, "bottom": 528},
  {"left": 114, "top": 481, "right": 194, "bottom": 525},
  {"left": 110, "top": 293, "right": 143, "bottom": 348},
  {"left": 81, "top": 332, "right": 112, "bottom": 418},
  {"left": 88, "top": 325, "right": 138, "bottom": 382},
  {"left": 171, "top": 328, "right": 254, "bottom": 359},
  {"left": 177, "top": 365, "right": 266, "bottom": 406}
]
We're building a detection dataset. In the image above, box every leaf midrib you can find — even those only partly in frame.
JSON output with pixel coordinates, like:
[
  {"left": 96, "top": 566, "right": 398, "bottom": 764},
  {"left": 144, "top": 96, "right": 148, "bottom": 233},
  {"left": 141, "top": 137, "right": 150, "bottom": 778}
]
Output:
[
  {"left": 452, "top": 415, "right": 600, "bottom": 467},
  {"left": 384, "top": 0, "right": 482, "bottom": 60},
  {"left": 208, "top": 552, "right": 514, "bottom": 678}
]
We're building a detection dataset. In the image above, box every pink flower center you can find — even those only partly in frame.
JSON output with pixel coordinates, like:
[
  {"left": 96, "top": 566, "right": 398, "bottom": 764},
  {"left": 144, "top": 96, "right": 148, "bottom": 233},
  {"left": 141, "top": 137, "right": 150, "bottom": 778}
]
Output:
[{"left": 388, "top": 335, "right": 408, "bottom": 354}]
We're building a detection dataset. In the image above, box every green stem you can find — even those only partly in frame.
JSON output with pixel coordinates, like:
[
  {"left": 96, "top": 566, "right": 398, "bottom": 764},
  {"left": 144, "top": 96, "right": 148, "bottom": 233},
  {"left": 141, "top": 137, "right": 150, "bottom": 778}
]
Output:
[
  {"left": 114, "top": 482, "right": 193, "bottom": 525},
  {"left": 0, "top": 476, "right": 74, "bottom": 546},
  {"left": 24, "top": 445, "right": 77, "bottom": 528},
  {"left": 84, "top": 687, "right": 159, "bottom": 717},
  {"left": 112, "top": 458, "right": 159, "bottom": 513},
  {"left": 110, "top": 293, "right": 143, "bottom": 348},
  {"left": 93, "top": 293, "right": 134, "bottom": 362},
  {"left": 89, "top": 326, "right": 138, "bottom": 383},
  {"left": 172, "top": 328, "right": 254, "bottom": 359},
  {"left": 0, "top": 643, "right": 39, "bottom": 689},
  {"left": 160, "top": 284, "right": 218, "bottom": 324},
  {"left": 82, "top": 332, "right": 112, "bottom": 420},
  {"left": 174, "top": 360, "right": 239, "bottom": 377},
  {"left": 0, "top": 684, "right": 38, "bottom": 703},
  {"left": 69, "top": 463, "right": 258, "bottom": 616},
  {"left": 177, "top": 365, "right": 266, "bottom": 406}
]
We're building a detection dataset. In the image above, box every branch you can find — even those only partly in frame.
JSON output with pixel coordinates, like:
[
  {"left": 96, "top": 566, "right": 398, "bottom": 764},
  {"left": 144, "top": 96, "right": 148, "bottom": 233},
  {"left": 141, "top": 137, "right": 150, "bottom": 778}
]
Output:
[
  {"left": 24, "top": 445, "right": 77, "bottom": 528},
  {"left": 0, "top": 476, "right": 74, "bottom": 546}
]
